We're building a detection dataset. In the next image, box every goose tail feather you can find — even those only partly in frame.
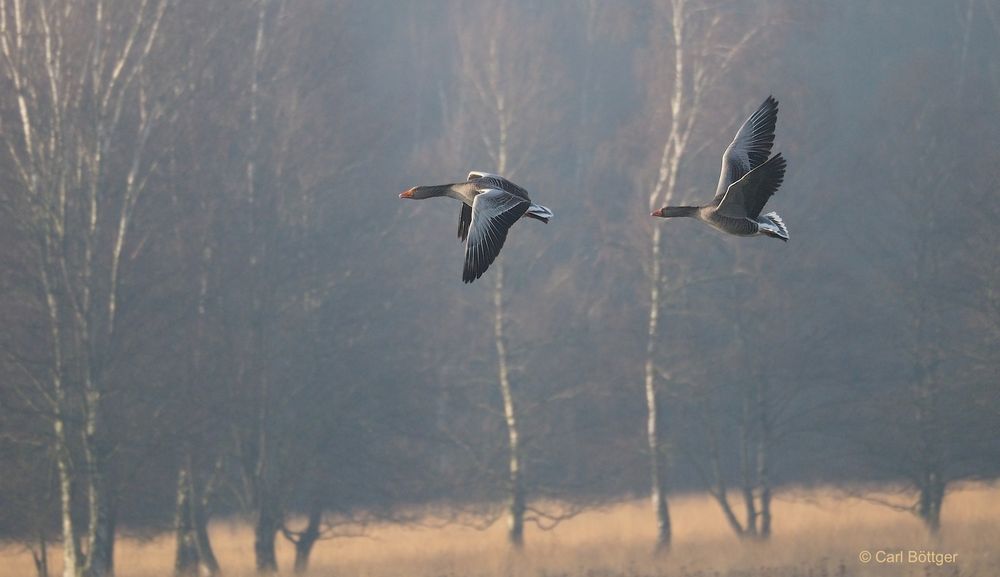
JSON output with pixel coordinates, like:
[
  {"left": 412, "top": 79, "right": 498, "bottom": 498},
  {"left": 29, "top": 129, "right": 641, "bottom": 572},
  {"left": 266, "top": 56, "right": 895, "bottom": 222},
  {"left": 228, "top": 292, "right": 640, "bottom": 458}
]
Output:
[
  {"left": 759, "top": 211, "right": 788, "bottom": 241},
  {"left": 525, "top": 203, "right": 553, "bottom": 223}
]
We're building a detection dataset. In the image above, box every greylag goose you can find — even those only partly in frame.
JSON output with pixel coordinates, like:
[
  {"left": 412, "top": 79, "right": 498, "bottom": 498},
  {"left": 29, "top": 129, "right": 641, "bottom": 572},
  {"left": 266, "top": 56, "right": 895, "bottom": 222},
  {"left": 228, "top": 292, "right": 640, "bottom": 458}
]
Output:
[
  {"left": 400, "top": 171, "right": 553, "bottom": 283},
  {"left": 651, "top": 96, "right": 789, "bottom": 241}
]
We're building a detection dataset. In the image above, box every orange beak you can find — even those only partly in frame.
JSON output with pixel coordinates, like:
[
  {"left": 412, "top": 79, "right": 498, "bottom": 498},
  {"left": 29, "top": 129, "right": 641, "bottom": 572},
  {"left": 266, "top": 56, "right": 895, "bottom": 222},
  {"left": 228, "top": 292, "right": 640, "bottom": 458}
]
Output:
[{"left": 399, "top": 187, "right": 415, "bottom": 199}]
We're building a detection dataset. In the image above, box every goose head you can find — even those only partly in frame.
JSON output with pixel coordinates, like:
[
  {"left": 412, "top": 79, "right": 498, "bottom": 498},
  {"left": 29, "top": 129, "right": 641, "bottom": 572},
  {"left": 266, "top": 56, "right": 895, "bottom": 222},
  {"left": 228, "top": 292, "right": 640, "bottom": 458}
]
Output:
[
  {"left": 399, "top": 184, "right": 453, "bottom": 200},
  {"left": 651, "top": 206, "right": 699, "bottom": 218}
]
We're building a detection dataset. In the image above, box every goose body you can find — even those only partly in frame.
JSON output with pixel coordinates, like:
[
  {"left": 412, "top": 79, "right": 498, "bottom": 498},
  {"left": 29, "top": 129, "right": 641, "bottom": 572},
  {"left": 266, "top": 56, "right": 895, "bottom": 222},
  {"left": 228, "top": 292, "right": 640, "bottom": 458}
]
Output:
[
  {"left": 400, "top": 171, "right": 552, "bottom": 283},
  {"left": 651, "top": 96, "right": 789, "bottom": 242}
]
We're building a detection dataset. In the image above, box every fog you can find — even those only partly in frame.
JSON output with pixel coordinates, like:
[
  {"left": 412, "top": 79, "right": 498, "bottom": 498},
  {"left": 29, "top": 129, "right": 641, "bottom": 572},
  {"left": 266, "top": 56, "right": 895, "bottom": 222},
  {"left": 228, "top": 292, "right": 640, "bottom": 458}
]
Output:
[{"left": 0, "top": 0, "right": 997, "bottom": 575}]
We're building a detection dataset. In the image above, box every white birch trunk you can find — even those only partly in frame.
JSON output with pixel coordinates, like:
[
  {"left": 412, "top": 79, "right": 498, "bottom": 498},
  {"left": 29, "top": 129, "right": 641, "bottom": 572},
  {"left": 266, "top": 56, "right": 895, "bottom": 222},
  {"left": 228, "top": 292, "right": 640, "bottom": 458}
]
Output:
[
  {"left": 0, "top": 2, "right": 170, "bottom": 575},
  {"left": 490, "top": 112, "right": 525, "bottom": 545},
  {"left": 494, "top": 263, "right": 525, "bottom": 547},
  {"left": 643, "top": 225, "right": 671, "bottom": 550},
  {"left": 641, "top": 0, "right": 741, "bottom": 548},
  {"left": 82, "top": 384, "right": 114, "bottom": 577},
  {"left": 55, "top": 417, "right": 80, "bottom": 577}
]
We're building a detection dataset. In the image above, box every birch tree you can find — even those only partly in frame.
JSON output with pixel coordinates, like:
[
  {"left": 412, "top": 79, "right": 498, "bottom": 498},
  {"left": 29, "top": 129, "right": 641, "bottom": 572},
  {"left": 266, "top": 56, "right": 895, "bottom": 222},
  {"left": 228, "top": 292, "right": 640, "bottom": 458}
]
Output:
[
  {"left": 443, "top": 0, "right": 569, "bottom": 547},
  {"left": 240, "top": 3, "right": 284, "bottom": 572},
  {"left": 0, "top": 1, "right": 177, "bottom": 575},
  {"left": 634, "top": 0, "right": 770, "bottom": 550}
]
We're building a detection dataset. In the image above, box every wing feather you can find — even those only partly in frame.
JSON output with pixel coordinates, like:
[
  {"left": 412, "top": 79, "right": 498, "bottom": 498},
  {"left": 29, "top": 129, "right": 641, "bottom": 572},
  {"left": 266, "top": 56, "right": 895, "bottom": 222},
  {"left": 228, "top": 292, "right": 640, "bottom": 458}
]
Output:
[
  {"left": 462, "top": 189, "right": 529, "bottom": 283},
  {"left": 716, "top": 153, "right": 786, "bottom": 219},
  {"left": 712, "top": 96, "right": 778, "bottom": 205}
]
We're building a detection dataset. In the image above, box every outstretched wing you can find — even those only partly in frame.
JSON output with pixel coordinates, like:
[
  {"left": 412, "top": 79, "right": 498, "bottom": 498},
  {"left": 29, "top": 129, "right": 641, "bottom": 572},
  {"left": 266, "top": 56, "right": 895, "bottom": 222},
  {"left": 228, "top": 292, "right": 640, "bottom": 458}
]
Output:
[
  {"left": 462, "top": 188, "right": 529, "bottom": 283},
  {"left": 716, "top": 153, "right": 786, "bottom": 219},
  {"left": 712, "top": 96, "right": 778, "bottom": 206}
]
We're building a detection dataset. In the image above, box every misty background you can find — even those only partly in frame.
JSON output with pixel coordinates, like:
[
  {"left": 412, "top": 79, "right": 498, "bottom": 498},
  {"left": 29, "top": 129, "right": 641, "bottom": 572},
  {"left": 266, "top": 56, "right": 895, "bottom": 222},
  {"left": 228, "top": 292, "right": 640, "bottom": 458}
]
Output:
[{"left": 0, "top": 0, "right": 997, "bottom": 575}]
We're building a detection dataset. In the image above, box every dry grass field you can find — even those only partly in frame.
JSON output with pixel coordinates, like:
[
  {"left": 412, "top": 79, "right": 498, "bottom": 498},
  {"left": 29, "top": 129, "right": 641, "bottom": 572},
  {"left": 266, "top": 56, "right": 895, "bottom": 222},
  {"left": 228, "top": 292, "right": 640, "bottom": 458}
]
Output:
[{"left": 3, "top": 483, "right": 998, "bottom": 577}]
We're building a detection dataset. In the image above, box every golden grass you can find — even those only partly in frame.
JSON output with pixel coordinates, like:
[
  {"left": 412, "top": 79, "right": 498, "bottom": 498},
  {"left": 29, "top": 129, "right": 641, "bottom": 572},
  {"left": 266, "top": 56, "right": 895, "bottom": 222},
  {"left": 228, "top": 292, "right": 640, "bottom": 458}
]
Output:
[{"left": 3, "top": 483, "right": 998, "bottom": 576}]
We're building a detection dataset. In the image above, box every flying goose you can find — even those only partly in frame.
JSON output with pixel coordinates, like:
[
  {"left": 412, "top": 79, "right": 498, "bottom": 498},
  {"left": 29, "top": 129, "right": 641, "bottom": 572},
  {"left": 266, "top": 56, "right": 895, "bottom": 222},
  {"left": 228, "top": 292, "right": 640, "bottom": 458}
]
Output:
[
  {"left": 651, "top": 96, "right": 789, "bottom": 241},
  {"left": 400, "top": 171, "right": 553, "bottom": 283}
]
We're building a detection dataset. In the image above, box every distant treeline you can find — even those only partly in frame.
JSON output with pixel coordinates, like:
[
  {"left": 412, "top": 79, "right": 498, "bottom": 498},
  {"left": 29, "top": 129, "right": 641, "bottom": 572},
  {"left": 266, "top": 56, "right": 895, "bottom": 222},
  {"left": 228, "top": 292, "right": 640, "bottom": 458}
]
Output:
[{"left": 0, "top": 1, "right": 997, "bottom": 576}]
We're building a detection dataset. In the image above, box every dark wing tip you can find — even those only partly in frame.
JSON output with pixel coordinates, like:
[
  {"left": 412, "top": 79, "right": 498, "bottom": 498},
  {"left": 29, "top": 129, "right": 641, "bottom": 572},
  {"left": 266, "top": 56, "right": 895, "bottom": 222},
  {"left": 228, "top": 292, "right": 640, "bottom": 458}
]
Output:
[
  {"left": 760, "top": 95, "right": 779, "bottom": 117},
  {"left": 767, "top": 152, "right": 787, "bottom": 186},
  {"left": 771, "top": 152, "right": 787, "bottom": 176},
  {"left": 462, "top": 252, "right": 476, "bottom": 283},
  {"left": 462, "top": 251, "right": 487, "bottom": 283}
]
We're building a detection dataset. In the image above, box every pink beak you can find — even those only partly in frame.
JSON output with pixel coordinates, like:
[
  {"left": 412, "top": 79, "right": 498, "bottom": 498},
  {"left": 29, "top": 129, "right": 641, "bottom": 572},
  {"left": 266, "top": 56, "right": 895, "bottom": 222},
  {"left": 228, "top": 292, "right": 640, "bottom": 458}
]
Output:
[{"left": 650, "top": 208, "right": 663, "bottom": 217}]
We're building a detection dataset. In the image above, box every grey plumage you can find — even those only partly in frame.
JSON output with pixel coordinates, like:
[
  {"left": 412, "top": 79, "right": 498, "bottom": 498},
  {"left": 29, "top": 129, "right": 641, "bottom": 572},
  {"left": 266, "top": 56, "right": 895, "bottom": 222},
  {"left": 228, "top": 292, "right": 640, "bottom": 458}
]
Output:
[
  {"left": 653, "top": 96, "right": 789, "bottom": 242},
  {"left": 400, "top": 171, "right": 552, "bottom": 283}
]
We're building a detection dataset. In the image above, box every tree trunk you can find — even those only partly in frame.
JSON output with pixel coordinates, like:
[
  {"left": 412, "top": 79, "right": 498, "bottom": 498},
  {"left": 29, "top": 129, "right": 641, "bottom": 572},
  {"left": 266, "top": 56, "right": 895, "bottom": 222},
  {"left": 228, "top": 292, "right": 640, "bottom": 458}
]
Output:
[
  {"left": 254, "top": 491, "right": 281, "bottom": 574},
  {"left": 739, "top": 393, "right": 758, "bottom": 538},
  {"left": 32, "top": 532, "right": 49, "bottom": 577},
  {"left": 187, "top": 222, "right": 220, "bottom": 577},
  {"left": 247, "top": 6, "right": 280, "bottom": 571},
  {"left": 91, "top": 500, "right": 118, "bottom": 577},
  {"left": 712, "top": 490, "right": 746, "bottom": 537},
  {"left": 756, "top": 380, "right": 772, "bottom": 539},
  {"left": 644, "top": 226, "right": 672, "bottom": 551},
  {"left": 292, "top": 505, "right": 323, "bottom": 574},
  {"left": 641, "top": 0, "right": 694, "bottom": 546},
  {"left": 494, "top": 263, "right": 525, "bottom": 548},
  {"left": 174, "top": 466, "right": 199, "bottom": 577},
  {"left": 918, "top": 471, "right": 944, "bottom": 534},
  {"left": 706, "top": 447, "right": 744, "bottom": 536},
  {"left": 54, "top": 415, "right": 82, "bottom": 577},
  {"left": 83, "top": 387, "right": 115, "bottom": 577},
  {"left": 702, "top": 403, "right": 746, "bottom": 537},
  {"left": 650, "top": 467, "right": 671, "bottom": 551},
  {"left": 175, "top": 458, "right": 221, "bottom": 576},
  {"left": 192, "top": 486, "right": 220, "bottom": 576},
  {"left": 174, "top": 465, "right": 198, "bottom": 577},
  {"left": 758, "top": 475, "right": 772, "bottom": 539},
  {"left": 507, "top": 476, "right": 526, "bottom": 548},
  {"left": 45, "top": 264, "right": 82, "bottom": 577}
]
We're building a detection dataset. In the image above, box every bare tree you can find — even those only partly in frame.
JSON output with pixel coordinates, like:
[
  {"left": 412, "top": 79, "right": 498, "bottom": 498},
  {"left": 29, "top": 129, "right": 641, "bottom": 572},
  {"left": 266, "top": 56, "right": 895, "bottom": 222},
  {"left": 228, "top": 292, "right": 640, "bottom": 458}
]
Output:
[
  {"left": 209, "top": 1, "right": 379, "bottom": 571},
  {"left": 173, "top": 453, "right": 221, "bottom": 577},
  {"left": 439, "top": 0, "right": 571, "bottom": 547},
  {"left": 676, "top": 262, "right": 818, "bottom": 541},
  {"left": 840, "top": 35, "right": 1000, "bottom": 532},
  {"left": 632, "top": 0, "right": 770, "bottom": 550},
  {"left": 0, "top": 1, "right": 179, "bottom": 575}
]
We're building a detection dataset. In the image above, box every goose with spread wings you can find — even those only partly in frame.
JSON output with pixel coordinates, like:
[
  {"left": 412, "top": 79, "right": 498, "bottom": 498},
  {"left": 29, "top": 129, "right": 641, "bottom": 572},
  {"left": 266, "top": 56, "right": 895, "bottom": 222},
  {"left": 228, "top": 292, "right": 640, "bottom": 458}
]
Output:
[
  {"left": 651, "top": 96, "right": 789, "bottom": 241},
  {"left": 400, "top": 172, "right": 553, "bottom": 283}
]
